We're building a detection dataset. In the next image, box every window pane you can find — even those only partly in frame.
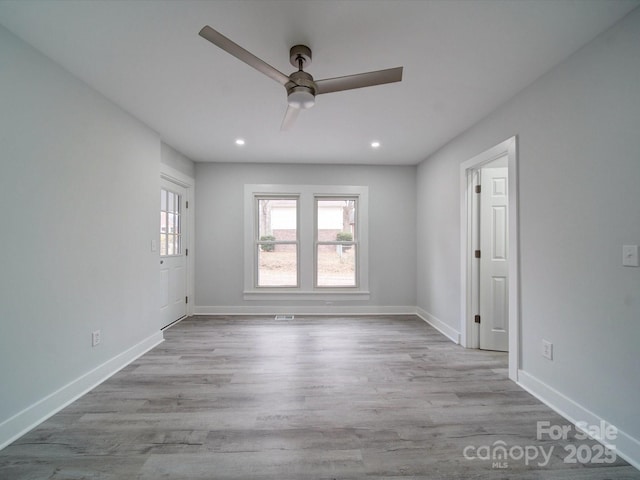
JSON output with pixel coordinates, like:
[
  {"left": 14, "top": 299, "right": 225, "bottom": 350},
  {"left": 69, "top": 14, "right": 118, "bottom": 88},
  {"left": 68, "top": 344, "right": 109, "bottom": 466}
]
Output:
[
  {"left": 160, "top": 189, "right": 168, "bottom": 257},
  {"left": 317, "top": 198, "right": 356, "bottom": 242},
  {"left": 160, "top": 234, "right": 167, "bottom": 256},
  {"left": 167, "top": 234, "right": 174, "bottom": 256},
  {"left": 160, "top": 211, "right": 167, "bottom": 233},
  {"left": 173, "top": 212, "right": 180, "bottom": 235},
  {"left": 258, "top": 198, "right": 297, "bottom": 241},
  {"left": 317, "top": 244, "right": 356, "bottom": 287},
  {"left": 258, "top": 245, "right": 297, "bottom": 287},
  {"left": 256, "top": 196, "right": 298, "bottom": 287},
  {"left": 316, "top": 197, "right": 357, "bottom": 287},
  {"left": 168, "top": 191, "right": 175, "bottom": 213},
  {"left": 161, "top": 190, "right": 167, "bottom": 211}
]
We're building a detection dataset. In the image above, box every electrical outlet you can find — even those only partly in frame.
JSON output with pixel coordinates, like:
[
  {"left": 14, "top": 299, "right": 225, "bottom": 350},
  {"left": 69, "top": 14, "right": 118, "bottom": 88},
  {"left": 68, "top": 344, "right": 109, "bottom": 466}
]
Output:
[
  {"left": 92, "top": 330, "right": 101, "bottom": 347},
  {"left": 542, "top": 340, "right": 553, "bottom": 360},
  {"left": 623, "top": 245, "right": 639, "bottom": 267}
]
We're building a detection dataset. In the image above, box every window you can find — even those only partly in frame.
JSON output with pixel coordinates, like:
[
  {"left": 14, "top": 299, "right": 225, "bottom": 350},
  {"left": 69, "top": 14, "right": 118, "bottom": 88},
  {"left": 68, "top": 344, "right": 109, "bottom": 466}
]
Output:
[
  {"left": 255, "top": 196, "right": 298, "bottom": 287},
  {"left": 244, "top": 185, "right": 369, "bottom": 300},
  {"left": 160, "top": 188, "right": 182, "bottom": 256},
  {"left": 315, "top": 197, "right": 357, "bottom": 287}
]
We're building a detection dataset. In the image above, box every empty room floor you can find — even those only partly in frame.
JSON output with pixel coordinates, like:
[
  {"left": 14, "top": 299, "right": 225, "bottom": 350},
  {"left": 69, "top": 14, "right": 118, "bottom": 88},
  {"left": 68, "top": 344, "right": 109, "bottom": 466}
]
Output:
[{"left": 1, "top": 315, "right": 638, "bottom": 479}]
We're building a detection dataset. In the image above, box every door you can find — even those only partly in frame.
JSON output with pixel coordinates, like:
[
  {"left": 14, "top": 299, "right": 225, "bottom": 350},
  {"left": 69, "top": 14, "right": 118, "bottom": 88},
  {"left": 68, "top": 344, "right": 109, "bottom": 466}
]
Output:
[
  {"left": 159, "top": 178, "right": 187, "bottom": 328},
  {"left": 479, "top": 166, "right": 509, "bottom": 351}
]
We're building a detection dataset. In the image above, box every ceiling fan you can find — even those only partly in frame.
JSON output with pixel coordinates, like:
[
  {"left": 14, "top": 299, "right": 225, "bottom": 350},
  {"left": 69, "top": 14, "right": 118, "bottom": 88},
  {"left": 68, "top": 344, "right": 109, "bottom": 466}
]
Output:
[{"left": 199, "top": 25, "right": 403, "bottom": 130}]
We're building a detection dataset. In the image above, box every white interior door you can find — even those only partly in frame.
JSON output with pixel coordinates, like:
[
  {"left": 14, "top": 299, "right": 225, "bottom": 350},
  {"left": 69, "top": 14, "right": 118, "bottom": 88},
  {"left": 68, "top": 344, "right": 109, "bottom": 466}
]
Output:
[
  {"left": 159, "top": 178, "right": 187, "bottom": 328},
  {"left": 479, "top": 166, "right": 509, "bottom": 351}
]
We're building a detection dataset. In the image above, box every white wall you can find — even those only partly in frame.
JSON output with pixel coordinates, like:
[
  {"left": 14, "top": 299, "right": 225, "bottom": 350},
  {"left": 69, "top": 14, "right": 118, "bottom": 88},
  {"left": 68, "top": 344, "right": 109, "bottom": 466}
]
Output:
[
  {"left": 417, "top": 7, "right": 640, "bottom": 458},
  {"left": 195, "top": 162, "right": 416, "bottom": 312},
  {"left": 0, "top": 26, "right": 162, "bottom": 446}
]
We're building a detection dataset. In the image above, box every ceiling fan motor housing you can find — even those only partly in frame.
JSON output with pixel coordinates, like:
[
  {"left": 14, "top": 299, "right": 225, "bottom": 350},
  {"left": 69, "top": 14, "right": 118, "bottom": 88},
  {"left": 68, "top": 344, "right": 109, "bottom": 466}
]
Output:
[{"left": 286, "top": 70, "right": 317, "bottom": 109}]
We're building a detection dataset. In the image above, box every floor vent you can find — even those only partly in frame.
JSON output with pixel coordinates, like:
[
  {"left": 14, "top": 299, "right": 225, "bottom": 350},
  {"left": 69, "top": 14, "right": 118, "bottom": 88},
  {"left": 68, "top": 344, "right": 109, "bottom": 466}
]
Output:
[{"left": 275, "top": 314, "right": 295, "bottom": 320}]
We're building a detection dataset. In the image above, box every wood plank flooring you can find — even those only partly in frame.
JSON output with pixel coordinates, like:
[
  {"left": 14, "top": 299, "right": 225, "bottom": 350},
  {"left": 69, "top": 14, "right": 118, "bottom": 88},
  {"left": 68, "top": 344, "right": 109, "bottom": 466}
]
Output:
[{"left": 1, "top": 315, "right": 638, "bottom": 479}]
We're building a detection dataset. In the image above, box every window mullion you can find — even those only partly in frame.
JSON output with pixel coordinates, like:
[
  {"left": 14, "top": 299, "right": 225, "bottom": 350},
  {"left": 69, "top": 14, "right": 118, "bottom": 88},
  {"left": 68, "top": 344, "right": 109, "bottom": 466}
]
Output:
[{"left": 298, "top": 192, "right": 314, "bottom": 291}]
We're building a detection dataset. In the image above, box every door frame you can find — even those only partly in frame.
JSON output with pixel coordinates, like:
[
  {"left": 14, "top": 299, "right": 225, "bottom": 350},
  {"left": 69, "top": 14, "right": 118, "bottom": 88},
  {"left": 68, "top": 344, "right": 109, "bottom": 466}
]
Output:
[
  {"left": 460, "top": 136, "right": 520, "bottom": 381},
  {"left": 160, "top": 165, "right": 195, "bottom": 320}
]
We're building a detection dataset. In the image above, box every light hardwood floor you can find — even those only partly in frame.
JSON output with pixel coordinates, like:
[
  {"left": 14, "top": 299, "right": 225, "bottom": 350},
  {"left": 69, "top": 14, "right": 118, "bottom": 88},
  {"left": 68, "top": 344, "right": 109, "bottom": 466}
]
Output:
[{"left": 1, "top": 315, "right": 638, "bottom": 479}]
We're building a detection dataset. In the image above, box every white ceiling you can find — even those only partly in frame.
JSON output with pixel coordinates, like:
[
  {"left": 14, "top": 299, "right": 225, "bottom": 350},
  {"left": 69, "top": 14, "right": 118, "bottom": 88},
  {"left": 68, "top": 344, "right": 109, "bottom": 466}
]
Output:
[{"left": 0, "top": 0, "right": 637, "bottom": 165}]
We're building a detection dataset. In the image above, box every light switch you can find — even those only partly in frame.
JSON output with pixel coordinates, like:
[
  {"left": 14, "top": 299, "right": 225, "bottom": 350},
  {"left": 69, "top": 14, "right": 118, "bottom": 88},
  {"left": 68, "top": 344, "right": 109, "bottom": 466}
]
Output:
[
  {"left": 622, "top": 245, "right": 639, "bottom": 267},
  {"left": 151, "top": 239, "right": 157, "bottom": 252}
]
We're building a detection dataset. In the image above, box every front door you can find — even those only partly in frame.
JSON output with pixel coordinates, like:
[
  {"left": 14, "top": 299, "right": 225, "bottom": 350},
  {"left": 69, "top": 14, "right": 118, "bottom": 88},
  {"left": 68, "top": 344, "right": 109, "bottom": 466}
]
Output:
[
  {"left": 159, "top": 178, "right": 187, "bottom": 328},
  {"left": 479, "top": 166, "right": 509, "bottom": 351}
]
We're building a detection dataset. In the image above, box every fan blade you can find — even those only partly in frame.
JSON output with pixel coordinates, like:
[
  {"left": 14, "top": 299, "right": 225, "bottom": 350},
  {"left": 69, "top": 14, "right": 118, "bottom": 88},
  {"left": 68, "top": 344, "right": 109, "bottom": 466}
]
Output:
[
  {"left": 199, "top": 25, "right": 291, "bottom": 87},
  {"left": 281, "top": 105, "right": 300, "bottom": 131},
  {"left": 315, "top": 67, "right": 403, "bottom": 95}
]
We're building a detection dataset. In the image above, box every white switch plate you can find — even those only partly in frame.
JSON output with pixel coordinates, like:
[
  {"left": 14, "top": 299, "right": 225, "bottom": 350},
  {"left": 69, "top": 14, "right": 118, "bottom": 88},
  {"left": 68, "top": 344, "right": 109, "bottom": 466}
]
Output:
[
  {"left": 92, "top": 330, "right": 101, "bottom": 347},
  {"left": 542, "top": 340, "right": 553, "bottom": 360},
  {"left": 151, "top": 239, "right": 157, "bottom": 252},
  {"left": 622, "top": 245, "right": 639, "bottom": 267}
]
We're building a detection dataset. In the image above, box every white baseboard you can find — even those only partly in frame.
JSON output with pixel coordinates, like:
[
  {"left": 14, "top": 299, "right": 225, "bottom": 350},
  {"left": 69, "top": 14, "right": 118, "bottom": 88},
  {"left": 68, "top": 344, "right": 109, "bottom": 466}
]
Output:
[
  {"left": 415, "top": 307, "right": 461, "bottom": 344},
  {"left": 0, "top": 331, "right": 164, "bottom": 451},
  {"left": 518, "top": 370, "right": 640, "bottom": 471},
  {"left": 193, "top": 305, "right": 416, "bottom": 316}
]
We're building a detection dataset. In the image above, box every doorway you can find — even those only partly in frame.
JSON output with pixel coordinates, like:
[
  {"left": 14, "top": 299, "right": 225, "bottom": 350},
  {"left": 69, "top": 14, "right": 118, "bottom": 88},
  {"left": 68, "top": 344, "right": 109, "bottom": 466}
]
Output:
[
  {"left": 159, "top": 176, "right": 189, "bottom": 329},
  {"left": 460, "top": 137, "right": 520, "bottom": 380}
]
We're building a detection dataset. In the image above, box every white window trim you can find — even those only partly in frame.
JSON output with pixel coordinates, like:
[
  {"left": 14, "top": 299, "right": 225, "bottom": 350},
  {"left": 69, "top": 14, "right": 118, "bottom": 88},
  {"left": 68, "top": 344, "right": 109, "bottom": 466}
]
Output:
[{"left": 243, "top": 184, "right": 370, "bottom": 301}]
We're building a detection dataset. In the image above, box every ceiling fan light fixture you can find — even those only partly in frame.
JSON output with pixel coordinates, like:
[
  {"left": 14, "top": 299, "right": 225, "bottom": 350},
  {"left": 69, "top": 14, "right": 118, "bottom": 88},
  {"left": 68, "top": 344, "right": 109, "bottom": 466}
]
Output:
[{"left": 287, "top": 86, "right": 315, "bottom": 109}]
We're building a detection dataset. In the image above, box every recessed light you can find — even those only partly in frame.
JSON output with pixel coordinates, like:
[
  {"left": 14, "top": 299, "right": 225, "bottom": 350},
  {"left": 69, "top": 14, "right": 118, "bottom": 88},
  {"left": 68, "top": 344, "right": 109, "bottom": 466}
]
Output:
[
  {"left": 235, "top": 138, "right": 246, "bottom": 146},
  {"left": 371, "top": 141, "right": 381, "bottom": 149}
]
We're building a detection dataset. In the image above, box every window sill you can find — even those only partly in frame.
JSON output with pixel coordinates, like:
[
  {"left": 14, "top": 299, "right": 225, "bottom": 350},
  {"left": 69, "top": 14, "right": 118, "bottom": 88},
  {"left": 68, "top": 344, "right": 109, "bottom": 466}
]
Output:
[{"left": 243, "top": 290, "right": 371, "bottom": 301}]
